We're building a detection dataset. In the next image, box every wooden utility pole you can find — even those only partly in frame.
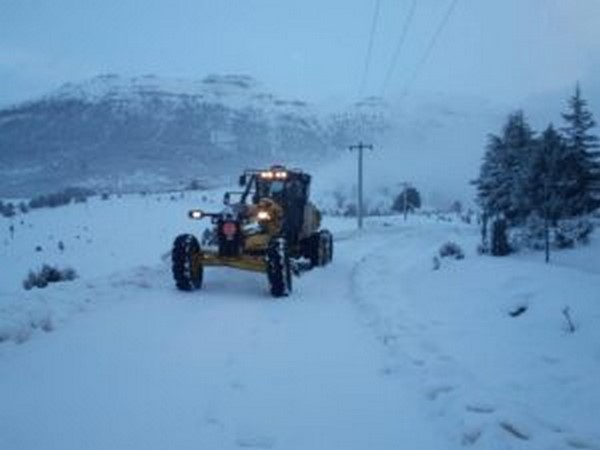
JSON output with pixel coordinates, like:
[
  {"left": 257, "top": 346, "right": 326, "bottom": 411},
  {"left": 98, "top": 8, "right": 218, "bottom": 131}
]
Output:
[
  {"left": 544, "top": 177, "right": 550, "bottom": 264},
  {"left": 349, "top": 142, "right": 373, "bottom": 229}
]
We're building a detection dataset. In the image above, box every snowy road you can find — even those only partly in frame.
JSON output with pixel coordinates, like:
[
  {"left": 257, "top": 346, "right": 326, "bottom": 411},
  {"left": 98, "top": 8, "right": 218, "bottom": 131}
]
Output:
[
  {"left": 2, "top": 195, "right": 600, "bottom": 450},
  {"left": 0, "top": 228, "right": 446, "bottom": 450}
]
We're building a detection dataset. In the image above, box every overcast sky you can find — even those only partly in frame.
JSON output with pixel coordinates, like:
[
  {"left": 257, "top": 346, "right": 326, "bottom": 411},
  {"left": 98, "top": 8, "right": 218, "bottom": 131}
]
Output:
[{"left": 1, "top": 0, "right": 599, "bottom": 106}]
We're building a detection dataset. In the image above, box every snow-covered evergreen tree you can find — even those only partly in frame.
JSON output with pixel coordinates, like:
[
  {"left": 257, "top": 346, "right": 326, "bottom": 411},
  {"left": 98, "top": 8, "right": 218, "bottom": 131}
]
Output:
[
  {"left": 524, "top": 125, "right": 568, "bottom": 221},
  {"left": 560, "top": 84, "right": 600, "bottom": 214},
  {"left": 475, "top": 111, "right": 535, "bottom": 223}
]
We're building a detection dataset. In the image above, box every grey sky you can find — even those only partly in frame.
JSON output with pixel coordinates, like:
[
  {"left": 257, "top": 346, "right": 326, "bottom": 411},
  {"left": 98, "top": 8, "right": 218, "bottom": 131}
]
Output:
[{"left": 1, "top": 0, "right": 599, "bottom": 106}]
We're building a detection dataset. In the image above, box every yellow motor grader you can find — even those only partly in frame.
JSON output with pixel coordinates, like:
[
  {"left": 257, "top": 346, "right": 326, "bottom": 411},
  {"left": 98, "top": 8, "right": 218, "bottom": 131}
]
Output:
[{"left": 171, "top": 165, "right": 333, "bottom": 297}]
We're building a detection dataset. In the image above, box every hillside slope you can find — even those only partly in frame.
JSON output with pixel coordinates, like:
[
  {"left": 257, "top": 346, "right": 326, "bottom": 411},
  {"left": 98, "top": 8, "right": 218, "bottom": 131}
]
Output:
[{"left": 0, "top": 74, "right": 386, "bottom": 197}]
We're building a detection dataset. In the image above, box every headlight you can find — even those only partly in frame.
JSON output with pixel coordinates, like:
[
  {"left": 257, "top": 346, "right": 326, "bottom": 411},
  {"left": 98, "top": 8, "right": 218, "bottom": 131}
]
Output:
[
  {"left": 260, "top": 171, "right": 274, "bottom": 179},
  {"left": 274, "top": 171, "right": 288, "bottom": 179},
  {"left": 188, "top": 209, "right": 204, "bottom": 219},
  {"left": 257, "top": 210, "right": 271, "bottom": 221}
]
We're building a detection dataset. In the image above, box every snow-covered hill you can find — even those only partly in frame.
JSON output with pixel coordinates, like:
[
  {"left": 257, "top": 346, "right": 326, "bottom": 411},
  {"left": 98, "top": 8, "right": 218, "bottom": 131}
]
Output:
[
  {"left": 0, "top": 74, "right": 386, "bottom": 197},
  {"left": 1, "top": 191, "right": 599, "bottom": 449}
]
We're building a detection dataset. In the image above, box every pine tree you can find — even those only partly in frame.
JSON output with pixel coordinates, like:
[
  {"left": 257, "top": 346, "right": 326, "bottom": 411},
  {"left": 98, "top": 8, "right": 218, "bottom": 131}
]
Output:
[
  {"left": 525, "top": 125, "right": 569, "bottom": 221},
  {"left": 475, "top": 111, "right": 535, "bottom": 223},
  {"left": 560, "top": 84, "right": 600, "bottom": 214},
  {"left": 392, "top": 186, "right": 421, "bottom": 213}
]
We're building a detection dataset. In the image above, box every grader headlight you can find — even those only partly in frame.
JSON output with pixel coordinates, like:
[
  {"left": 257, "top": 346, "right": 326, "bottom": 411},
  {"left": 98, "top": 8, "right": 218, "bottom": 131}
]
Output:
[
  {"left": 260, "top": 171, "right": 274, "bottom": 179},
  {"left": 256, "top": 210, "right": 271, "bottom": 221},
  {"left": 188, "top": 209, "right": 204, "bottom": 220}
]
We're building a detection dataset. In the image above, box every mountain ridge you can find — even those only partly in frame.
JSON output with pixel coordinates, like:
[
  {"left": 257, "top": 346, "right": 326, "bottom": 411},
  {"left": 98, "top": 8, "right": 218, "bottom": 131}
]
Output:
[{"left": 0, "top": 74, "right": 386, "bottom": 197}]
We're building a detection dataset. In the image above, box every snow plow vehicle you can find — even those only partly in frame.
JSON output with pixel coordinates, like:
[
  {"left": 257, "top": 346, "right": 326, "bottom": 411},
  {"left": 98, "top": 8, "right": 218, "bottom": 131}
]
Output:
[{"left": 171, "top": 165, "right": 333, "bottom": 297}]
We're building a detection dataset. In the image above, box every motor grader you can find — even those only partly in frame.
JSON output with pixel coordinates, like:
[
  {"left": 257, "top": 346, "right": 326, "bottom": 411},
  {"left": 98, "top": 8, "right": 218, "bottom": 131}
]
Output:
[{"left": 171, "top": 165, "right": 333, "bottom": 297}]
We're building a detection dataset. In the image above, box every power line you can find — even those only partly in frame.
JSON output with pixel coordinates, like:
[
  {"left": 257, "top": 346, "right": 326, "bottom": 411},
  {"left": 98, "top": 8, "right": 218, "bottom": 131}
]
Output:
[
  {"left": 399, "top": 0, "right": 459, "bottom": 99},
  {"left": 380, "top": 0, "right": 417, "bottom": 97},
  {"left": 358, "top": 0, "right": 382, "bottom": 98}
]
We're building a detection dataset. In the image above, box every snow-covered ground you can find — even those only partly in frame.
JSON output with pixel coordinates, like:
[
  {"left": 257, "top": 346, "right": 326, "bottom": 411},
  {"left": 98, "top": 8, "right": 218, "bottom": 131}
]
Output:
[{"left": 1, "top": 192, "right": 599, "bottom": 450}]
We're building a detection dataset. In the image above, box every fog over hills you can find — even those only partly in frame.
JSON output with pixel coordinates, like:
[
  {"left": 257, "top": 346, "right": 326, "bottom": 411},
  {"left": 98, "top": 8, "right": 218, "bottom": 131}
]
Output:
[
  {"left": 2, "top": 0, "right": 599, "bottom": 203},
  {"left": 1, "top": 72, "right": 597, "bottom": 206}
]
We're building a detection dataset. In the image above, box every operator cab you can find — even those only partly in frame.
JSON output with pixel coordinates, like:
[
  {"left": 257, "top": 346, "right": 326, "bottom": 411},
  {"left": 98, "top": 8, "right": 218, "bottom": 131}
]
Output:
[{"left": 238, "top": 165, "right": 312, "bottom": 244}]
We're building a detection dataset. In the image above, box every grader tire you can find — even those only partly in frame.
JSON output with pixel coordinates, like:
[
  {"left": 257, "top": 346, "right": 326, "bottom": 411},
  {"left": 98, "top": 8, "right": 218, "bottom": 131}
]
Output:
[
  {"left": 172, "top": 234, "right": 203, "bottom": 291},
  {"left": 308, "top": 229, "right": 333, "bottom": 267},
  {"left": 320, "top": 229, "right": 333, "bottom": 265},
  {"left": 266, "top": 237, "right": 292, "bottom": 298}
]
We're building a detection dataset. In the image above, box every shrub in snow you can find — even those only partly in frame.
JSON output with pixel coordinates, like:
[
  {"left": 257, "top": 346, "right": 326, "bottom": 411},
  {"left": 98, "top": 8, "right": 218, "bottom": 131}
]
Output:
[
  {"left": 29, "top": 187, "right": 94, "bottom": 209},
  {"left": 509, "top": 216, "right": 594, "bottom": 251},
  {"left": 0, "top": 200, "right": 16, "bottom": 218},
  {"left": 509, "top": 215, "right": 546, "bottom": 251},
  {"left": 186, "top": 179, "right": 206, "bottom": 191},
  {"left": 432, "top": 256, "right": 441, "bottom": 270},
  {"left": 554, "top": 218, "right": 594, "bottom": 248},
  {"left": 23, "top": 265, "right": 77, "bottom": 290},
  {"left": 18, "top": 202, "right": 28, "bottom": 213},
  {"left": 438, "top": 241, "right": 465, "bottom": 260},
  {"left": 449, "top": 200, "right": 463, "bottom": 214},
  {"left": 476, "top": 243, "right": 489, "bottom": 255}
]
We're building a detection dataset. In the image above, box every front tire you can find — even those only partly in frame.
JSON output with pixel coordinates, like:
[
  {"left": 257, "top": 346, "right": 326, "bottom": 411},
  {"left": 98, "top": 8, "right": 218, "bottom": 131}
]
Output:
[
  {"left": 172, "top": 234, "right": 203, "bottom": 291},
  {"left": 266, "top": 237, "right": 292, "bottom": 298}
]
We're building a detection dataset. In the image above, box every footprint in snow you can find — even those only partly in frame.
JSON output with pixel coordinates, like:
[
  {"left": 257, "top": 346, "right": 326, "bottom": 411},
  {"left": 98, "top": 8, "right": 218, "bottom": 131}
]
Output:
[
  {"left": 565, "top": 436, "right": 600, "bottom": 449},
  {"left": 499, "top": 420, "right": 530, "bottom": 441},
  {"left": 461, "top": 426, "right": 483, "bottom": 446},
  {"left": 236, "top": 434, "right": 276, "bottom": 449},
  {"left": 465, "top": 403, "right": 496, "bottom": 414},
  {"left": 379, "top": 364, "right": 403, "bottom": 377},
  {"left": 426, "top": 384, "right": 455, "bottom": 401}
]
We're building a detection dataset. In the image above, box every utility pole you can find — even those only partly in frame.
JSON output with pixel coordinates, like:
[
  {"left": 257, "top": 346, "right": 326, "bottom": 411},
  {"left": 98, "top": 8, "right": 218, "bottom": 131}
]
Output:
[
  {"left": 542, "top": 177, "right": 565, "bottom": 264},
  {"left": 349, "top": 142, "right": 373, "bottom": 229},
  {"left": 543, "top": 177, "right": 550, "bottom": 264}
]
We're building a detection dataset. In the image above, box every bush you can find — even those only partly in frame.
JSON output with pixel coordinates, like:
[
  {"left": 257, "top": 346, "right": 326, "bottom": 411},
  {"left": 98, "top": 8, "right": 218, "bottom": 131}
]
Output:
[
  {"left": 29, "top": 187, "right": 95, "bottom": 210},
  {"left": 509, "top": 215, "right": 546, "bottom": 251},
  {"left": 509, "top": 216, "right": 594, "bottom": 251},
  {"left": 439, "top": 241, "right": 465, "bottom": 260},
  {"left": 554, "top": 218, "right": 594, "bottom": 248},
  {"left": 0, "top": 201, "right": 16, "bottom": 218},
  {"left": 23, "top": 265, "right": 78, "bottom": 290}
]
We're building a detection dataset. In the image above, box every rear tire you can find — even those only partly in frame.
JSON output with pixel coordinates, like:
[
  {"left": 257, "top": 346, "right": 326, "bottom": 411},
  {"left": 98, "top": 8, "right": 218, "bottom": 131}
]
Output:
[
  {"left": 308, "top": 229, "right": 333, "bottom": 267},
  {"left": 266, "top": 237, "right": 292, "bottom": 298},
  {"left": 320, "top": 229, "right": 333, "bottom": 265},
  {"left": 172, "top": 234, "right": 203, "bottom": 291}
]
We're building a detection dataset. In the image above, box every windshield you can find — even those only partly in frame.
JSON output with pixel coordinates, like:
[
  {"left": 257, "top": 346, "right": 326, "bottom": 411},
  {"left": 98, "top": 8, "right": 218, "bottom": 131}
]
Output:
[{"left": 269, "top": 181, "right": 285, "bottom": 194}]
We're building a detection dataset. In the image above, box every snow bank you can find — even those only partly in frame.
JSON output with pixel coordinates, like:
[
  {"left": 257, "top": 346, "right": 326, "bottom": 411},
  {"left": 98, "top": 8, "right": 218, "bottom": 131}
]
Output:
[{"left": 352, "top": 217, "right": 600, "bottom": 449}]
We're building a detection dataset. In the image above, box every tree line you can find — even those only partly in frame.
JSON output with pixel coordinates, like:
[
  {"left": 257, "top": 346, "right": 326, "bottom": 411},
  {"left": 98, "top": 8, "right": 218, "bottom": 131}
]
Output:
[{"left": 474, "top": 85, "right": 600, "bottom": 255}]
